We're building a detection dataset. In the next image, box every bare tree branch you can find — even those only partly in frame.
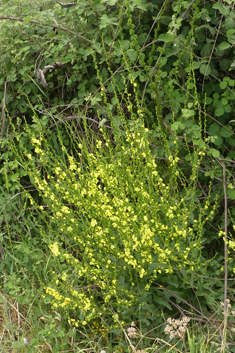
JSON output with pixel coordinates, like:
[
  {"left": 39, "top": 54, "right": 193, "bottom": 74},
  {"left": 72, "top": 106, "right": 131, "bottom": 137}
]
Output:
[
  {"left": 55, "top": 1, "right": 77, "bottom": 8},
  {"left": 0, "top": 16, "right": 93, "bottom": 44}
]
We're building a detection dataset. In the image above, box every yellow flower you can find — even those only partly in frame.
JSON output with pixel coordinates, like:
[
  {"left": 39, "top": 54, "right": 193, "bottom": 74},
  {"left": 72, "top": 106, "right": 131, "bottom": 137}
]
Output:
[{"left": 49, "top": 242, "right": 60, "bottom": 256}]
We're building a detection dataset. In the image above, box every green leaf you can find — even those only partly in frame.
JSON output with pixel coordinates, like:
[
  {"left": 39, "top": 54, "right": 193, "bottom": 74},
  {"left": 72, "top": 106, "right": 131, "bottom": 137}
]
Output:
[
  {"left": 220, "top": 81, "right": 227, "bottom": 89},
  {"left": 182, "top": 109, "right": 195, "bottom": 118},
  {"left": 215, "top": 107, "right": 224, "bottom": 117},
  {"left": 212, "top": 3, "right": 229, "bottom": 16},
  {"left": 111, "top": 96, "right": 118, "bottom": 105},
  {"left": 226, "top": 28, "right": 235, "bottom": 38},
  {"left": 121, "top": 40, "right": 130, "bottom": 50},
  {"left": 148, "top": 262, "right": 159, "bottom": 272},
  {"left": 221, "top": 98, "right": 228, "bottom": 105},
  {"left": 159, "top": 57, "right": 167, "bottom": 67},
  {"left": 200, "top": 64, "right": 211, "bottom": 76},
  {"left": 99, "top": 14, "right": 117, "bottom": 29},
  {"left": 220, "top": 126, "right": 233, "bottom": 137},
  {"left": 154, "top": 296, "right": 171, "bottom": 309},
  {"left": 211, "top": 148, "right": 220, "bottom": 158},
  {"left": 220, "top": 59, "right": 231, "bottom": 71},
  {"left": 132, "top": 0, "right": 148, "bottom": 11},
  {"left": 208, "top": 123, "right": 220, "bottom": 135},
  {"left": 158, "top": 33, "right": 174, "bottom": 43},
  {"left": 227, "top": 189, "right": 235, "bottom": 200},
  {"left": 23, "top": 15, "right": 31, "bottom": 24},
  {"left": 219, "top": 42, "right": 231, "bottom": 51},
  {"left": 212, "top": 135, "right": 223, "bottom": 146},
  {"left": 205, "top": 97, "right": 213, "bottom": 105},
  {"left": 171, "top": 122, "right": 185, "bottom": 132},
  {"left": 126, "top": 49, "right": 137, "bottom": 62},
  {"left": 193, "top": 61, "right": 200, "bottom": 69}
]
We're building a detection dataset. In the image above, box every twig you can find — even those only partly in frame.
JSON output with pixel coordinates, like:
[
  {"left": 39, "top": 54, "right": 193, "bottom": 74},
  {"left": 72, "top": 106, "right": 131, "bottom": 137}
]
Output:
[
  {"left": 180, "top": 0, "right": 197, "bottom": 19},
  {"left": 153, "top": 282, "right": 214, "bottom": 324},
  {"left": 55, "top": 0, "right": 77, "bottom": 8},
  {"left": 1, "top": 81, "right": 7, "bottom": 147},
  {"left": 140, "top": 44, "right": 166, "bottom": 109},
  {"left": 36, "top": 61, "right": 62, "bottom": 87},
  {"left": 201, "top": 16, "right": 223, "bottom": 93},
  {"left": 0, "top": 16, "right": 93, "bottom": 44},
  {"left": 222, "top": 162, "right": 228, "bottom": 352}
]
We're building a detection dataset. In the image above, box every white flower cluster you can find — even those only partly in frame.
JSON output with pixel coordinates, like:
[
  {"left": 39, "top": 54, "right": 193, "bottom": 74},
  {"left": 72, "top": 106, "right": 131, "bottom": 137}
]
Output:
[
  {"left": 164, "top": 316, "right": 190, "bottom": 339},
  {"left": 127, "top": 322, "right": 138, "bottom": 338}
]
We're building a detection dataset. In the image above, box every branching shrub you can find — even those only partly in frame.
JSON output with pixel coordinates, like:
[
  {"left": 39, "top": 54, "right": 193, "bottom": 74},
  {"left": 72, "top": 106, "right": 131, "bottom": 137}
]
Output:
[{"left": 9, "top": 90, "right": 216, "bottom": 328}]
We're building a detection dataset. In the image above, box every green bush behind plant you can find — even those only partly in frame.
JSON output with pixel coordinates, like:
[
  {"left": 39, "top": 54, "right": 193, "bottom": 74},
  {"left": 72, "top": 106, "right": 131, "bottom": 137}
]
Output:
[{"left": 1, "top": 0, "right": 235, "bottom": 349}]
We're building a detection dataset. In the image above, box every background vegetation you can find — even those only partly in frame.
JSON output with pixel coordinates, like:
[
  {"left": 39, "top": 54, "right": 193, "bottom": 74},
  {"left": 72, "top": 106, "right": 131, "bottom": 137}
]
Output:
[{"left": 0, "top": 0, "right": 235, "bottom": 352}]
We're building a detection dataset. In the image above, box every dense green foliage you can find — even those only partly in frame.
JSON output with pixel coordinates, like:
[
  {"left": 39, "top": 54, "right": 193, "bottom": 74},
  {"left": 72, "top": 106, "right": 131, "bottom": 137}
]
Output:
[{"left": 1, "top": 0, "right": 235, "bottom": 351}]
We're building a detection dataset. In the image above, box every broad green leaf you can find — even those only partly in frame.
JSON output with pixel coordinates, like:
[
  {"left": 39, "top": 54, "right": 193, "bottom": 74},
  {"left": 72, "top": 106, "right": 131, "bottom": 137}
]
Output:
[
  {"left": 219, "top": 42, "right": 231, "bottom": 51},
  {"left": 200, "top": 64, "right": 211, "bottom": 76},
  {"left": 220, "top": 81, "right": 227, "bottom": 89},
  {"left": 205, "top": 97, "right": 213, "bottom": 105},
  {"left": 220, "top": 126, "right": 233, "bottom": 137},
  {"left": 227, "top": 189, "right": 235, "bottom": 200},
  {"left": 160, "top": 57, "right": 167, "bottom": 67},
  {"left": 212, "top": 135, "right": 223, "bottom": 146},
  {"left": 126, "top": 49, "right": 137, "bottom": 62},
  {"left": 212, "top": 3, "right": 229, "bottom": 16},
  {"left": 224, "top": 104, "right": 232, "bottom": 113},
  {"left": 171, "top": 122, "right": 185, "bottom": 132},
  {"left": 221, "top": 98, "right": 228, "bottom": 105},
  {"left": 182, "top": 109, "right": 195, "bottom": 118},
  {"left": 226, "top": 28, "right": 235, "bottom": 38},
  {"left": 99, "top": 14, "right": 117, "bottom": 29},
  {"left": 23, "top": 15, "right": 31, "bottom": 23},
  {"left": 132, "top": 0, "right": 148, "bottom": 11},
  {"left": 215, "top": 107, "right": 224, "bottom": 117},
  {"left": 210, "top": 148, "right": 220, "bottom": 158},
  {"left": 111, "top": 96, "right": 118, "bottom": 104},
  {"left": 208, "top": 122, "right": 220, "bottom": 135},
  {"left": 193, "top": 61, "right": 200, "bottom": 69},
  {"left": 121, "top": 40, "right": 130, "bottom": 50},
  {"left": 220, "top": 59, "right": 231, "bottom": 71},
  {"left": 158, "top": 33, "right": 174, "bottom": 43}
]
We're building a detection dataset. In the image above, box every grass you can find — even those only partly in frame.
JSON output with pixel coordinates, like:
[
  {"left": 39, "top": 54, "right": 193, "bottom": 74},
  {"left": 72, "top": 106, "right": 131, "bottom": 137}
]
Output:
[{"left": 0, "top": 289, "right": 233, "bottom": 352}]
